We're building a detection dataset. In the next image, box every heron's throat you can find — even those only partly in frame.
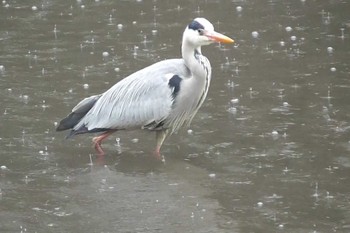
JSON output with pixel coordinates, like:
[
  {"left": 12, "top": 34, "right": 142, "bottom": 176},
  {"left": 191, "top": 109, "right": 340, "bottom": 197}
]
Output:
[{"left": 181, "top": 43, "right": 207, "bottom": 78}]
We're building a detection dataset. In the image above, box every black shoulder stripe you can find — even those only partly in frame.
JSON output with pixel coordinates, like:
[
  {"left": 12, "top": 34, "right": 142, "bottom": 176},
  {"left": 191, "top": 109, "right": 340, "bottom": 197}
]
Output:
[{"left": 168, "top": 75, "right": 182, "bottom": 99}]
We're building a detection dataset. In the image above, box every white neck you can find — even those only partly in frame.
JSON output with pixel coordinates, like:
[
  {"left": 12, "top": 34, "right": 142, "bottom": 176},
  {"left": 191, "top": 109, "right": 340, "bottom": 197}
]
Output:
[
  {"left": 181, "top": 39, "right": 207, "bottom": 79},
  {"left": 180, "top": 33, "right": 212, "bottom": 113}
]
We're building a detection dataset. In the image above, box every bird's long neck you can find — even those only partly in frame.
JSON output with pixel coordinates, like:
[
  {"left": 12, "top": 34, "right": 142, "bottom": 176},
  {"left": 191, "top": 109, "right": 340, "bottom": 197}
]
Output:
[
  {"left": 182, "top": 41, "right": 212, "bottom": 85},
  {"left": 181, "top": 39, "right": 212, "bottom": 111}
]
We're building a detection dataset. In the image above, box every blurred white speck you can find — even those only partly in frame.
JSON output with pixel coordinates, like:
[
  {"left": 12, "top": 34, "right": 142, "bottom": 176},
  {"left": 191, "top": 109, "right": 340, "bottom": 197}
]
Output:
[
  {"left": 236, "top": 6, "right": 242, "bottom": 12},
  {"left": 102, "top": 51, "right": 109, "bottom": 57},
  {"left": 326, "top": 191, "right": 334, "bottom": 199},
  {"left": 1, "top": 165, "right": 7, "bottom": 170},
  {"left": 187, "top": 129, "right": 193, "bottom": 135},
  {"left": 31, "top": 5, "right": 38, "bottom": 11},
  {"left": 54, "top": 122, "right": 58, "bottom": 127},
  {"left": 83, "top": 83, "right": 89, "bottom": 89},
  {"left": 282, "top": 102, "right": 289, "bottom": 107},
  {"left": 230, "top": 98, "right": 239, "bottom": 104},
  {"left": 327, "top": 46, "right": 334, "bottom": 53},
  {"left": 272, "top": 130, "right": 278, "bottom": 135},
  {"left": 80, "top": 5, "right": 85, "bottom": 9},
  {"left": 117, "top": 24, "right": 123, "bottom": 30},
  {"left": 278, "top": 224, "right": 284, "bottom": 229},
  {"left": 131, "top": 138, "right": 139, "bottom": 143},
  {"left": 257, "top": 202, "right": 263, "bottom": 207},
  {"left": 330, "top": 67, "right": 336, "bottom": 72},
  {"left": 279, "top": 41, "right": 285, "bottom": 46},
  {"left": 22, "top": 95, "right": 29, "bottom": 101},
  {"left": 151, "top": 29, "right": 157, "bottom": 35},
  {"left": 114, "top": 67, "right": 120, "bottom": 72},
  {"left": 228, "top": 107, "right": 237, "bottom": 114},
  {"left": 0, "top": 65, "right": 4, "bottom": 71},
  {"left": 132, "top": 21, "right": 137, "bottom": 25},
  {"left": 168, "top": 183, "right": 179, "bottom": 186},
  {"left": 251, "top": 31, "right": 259, "bottom": 38},
  {"left": 290, "top": 35, "right": 297, "bottom": 41},
  {"left": 209, "top": 173, "right": 216, "bottom": 178},
  {"left": 285, "top": 26, "right": 293, "bottom": 32}
]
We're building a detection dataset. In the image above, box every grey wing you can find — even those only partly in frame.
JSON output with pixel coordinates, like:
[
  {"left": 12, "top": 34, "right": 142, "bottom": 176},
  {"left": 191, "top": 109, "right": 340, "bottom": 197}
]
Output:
[{"left": 73, "top": 59, "right": 189, "bottom": 131}]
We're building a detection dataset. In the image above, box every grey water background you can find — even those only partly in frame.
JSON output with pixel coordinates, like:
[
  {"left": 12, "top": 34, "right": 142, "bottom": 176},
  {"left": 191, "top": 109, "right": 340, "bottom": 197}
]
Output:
[{"left": 1, "top": 0, "right": 350, "bottom": 232}]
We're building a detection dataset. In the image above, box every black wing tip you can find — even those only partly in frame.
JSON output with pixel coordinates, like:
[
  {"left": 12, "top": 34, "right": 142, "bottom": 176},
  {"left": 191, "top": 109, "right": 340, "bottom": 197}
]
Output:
[
  {"left": 63, "top": 126, "right": 111, "bottom": 139},
  {"left": 56, "top": 124, "right": 67, "bottom": 132},
  {"left": 55, "top": 112, "right": 83, "bottom": 132},
  {"left": 55, "top": 119, "right": 74, "bottom": 132}
]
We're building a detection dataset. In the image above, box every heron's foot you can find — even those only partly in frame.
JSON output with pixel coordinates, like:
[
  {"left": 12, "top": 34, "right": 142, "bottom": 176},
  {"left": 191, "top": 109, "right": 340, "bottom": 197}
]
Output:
[
  {"left": 153, "top": 148, "right": 165, "bottom": 163},
  {"left": 92, "top": 137, "right": 105, "bottom": 156},
  {"left": 91, "top": 130, "right": 117, "bottom": 156}
]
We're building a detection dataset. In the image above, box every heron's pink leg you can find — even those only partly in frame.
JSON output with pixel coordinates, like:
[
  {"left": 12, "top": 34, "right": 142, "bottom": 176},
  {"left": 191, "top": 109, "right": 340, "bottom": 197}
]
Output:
[
  {"left": 92, "top": 130, "right": 116, "bottom": 156},
  {"left": 154, "top": 130, "right": 168, "bottom": 160}
]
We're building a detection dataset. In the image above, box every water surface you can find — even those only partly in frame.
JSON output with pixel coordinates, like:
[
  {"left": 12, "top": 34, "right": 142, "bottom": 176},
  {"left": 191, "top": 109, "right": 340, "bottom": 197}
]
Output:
[{"left": 1, "top": 0, "right": 350, "bottom": 232}]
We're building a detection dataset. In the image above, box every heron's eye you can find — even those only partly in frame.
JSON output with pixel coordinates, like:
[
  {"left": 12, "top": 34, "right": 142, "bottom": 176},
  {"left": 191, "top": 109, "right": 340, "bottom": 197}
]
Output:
[{"left": 197, "top": 29, "right": 204, "bottom": 36}]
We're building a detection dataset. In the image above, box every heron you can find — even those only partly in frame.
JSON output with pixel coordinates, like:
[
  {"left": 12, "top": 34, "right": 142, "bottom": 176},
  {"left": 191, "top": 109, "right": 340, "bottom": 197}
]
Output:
[{"left": 56, "top": 18, "right": 234, "bottom": 157}]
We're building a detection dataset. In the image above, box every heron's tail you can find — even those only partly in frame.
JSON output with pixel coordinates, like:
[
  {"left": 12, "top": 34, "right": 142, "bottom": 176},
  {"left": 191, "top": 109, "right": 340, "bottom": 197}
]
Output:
[{"left": 56, "top": 94, "right": 102, "bottom": 136}]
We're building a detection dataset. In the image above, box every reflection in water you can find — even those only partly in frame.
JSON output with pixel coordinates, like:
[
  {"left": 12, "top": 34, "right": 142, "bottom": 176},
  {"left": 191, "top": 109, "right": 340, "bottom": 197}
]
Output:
[{"left": 1, "top": 0, "right": 350, "bottom": 232}]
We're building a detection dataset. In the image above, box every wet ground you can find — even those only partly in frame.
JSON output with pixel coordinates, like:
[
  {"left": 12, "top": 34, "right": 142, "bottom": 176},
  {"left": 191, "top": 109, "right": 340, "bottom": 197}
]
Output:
[{"left": 1, "top": 0, "right": 350, "bottom": 232}]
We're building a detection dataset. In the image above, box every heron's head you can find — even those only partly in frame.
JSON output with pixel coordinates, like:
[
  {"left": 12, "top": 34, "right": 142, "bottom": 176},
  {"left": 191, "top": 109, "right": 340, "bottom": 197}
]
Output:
[{"left": 183, "top": 18, "right": 234, "bottom": 47}]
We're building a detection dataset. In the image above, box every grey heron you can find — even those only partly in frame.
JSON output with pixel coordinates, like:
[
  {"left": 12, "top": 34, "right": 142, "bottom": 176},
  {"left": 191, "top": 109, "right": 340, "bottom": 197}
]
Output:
[{"left": 56, "top": 18, "right": 234, "bottom": 157}]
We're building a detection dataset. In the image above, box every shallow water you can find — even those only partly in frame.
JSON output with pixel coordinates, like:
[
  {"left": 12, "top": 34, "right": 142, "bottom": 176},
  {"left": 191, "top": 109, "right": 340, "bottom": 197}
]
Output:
[{"left": 1, "top": 0, "right": 350, "bottom": 232}]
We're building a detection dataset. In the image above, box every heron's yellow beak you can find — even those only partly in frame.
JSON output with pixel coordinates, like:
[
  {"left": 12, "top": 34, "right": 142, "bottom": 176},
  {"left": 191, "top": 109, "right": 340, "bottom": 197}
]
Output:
[{"left": 205, "top": 31, "right": 234, "bottom": 44}]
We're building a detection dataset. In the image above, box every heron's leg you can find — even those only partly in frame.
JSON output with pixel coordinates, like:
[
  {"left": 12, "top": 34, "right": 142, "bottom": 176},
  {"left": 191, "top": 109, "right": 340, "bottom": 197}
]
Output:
[
  {"left": 92, "top": 130, "right": 117, "bottom": 156},
  {"left": 154, "top": 129, "right": 168, "bottom": 158}
]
